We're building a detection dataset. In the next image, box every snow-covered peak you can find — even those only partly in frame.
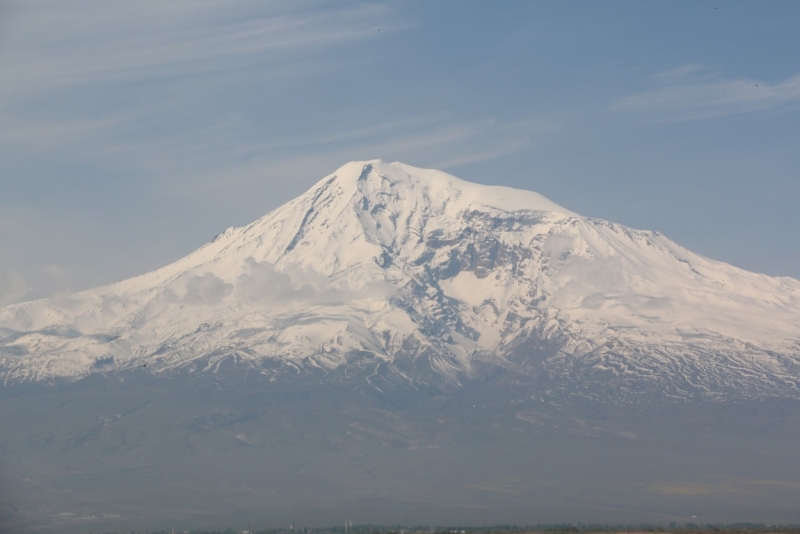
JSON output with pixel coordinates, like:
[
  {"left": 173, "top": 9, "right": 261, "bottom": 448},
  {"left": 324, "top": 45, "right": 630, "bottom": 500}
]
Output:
[
  {"left": 323, "top": 160, "right": 578, "bottom": 217},
  {"left": 131, "top": 160, "right": 578, "bottom": 286},
  {"left": 1, "top": 161, "right": 799, "bottom": 400}
]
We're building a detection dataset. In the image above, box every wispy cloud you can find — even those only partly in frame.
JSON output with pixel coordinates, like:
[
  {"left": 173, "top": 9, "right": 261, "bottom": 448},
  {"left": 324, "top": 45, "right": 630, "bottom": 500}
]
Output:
[
  {"left": 0, "top": 0, "right": 544, "bottom": 196},
  {"left": 0, "top": 0, "right": 400, "bottom": 97},
  {"left": 132, "top": 113, "right": 552, "bottom": 208},
  {"left": 0, "top": 0, "right": 404, "bottom": 160},
  {"left": 1, "top": 98, "right": 551, "bottom": 204},
  {"left": 651, "top": 64, "right": 706, "bottom": 80},
  {"left": 612, "top": 66, "right": 800, "bottom": 122}
]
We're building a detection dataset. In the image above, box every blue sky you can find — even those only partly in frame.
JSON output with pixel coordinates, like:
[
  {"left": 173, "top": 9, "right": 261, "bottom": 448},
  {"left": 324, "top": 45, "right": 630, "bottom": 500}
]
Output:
[{"left": 1, "top": 0, "right": 799, "bottom": 303}]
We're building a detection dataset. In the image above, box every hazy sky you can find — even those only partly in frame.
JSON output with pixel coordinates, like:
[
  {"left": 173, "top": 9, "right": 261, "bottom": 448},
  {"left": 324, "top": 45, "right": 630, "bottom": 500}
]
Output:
[{"left": 1, "top": 0, "right": 799, "bottom": 304}]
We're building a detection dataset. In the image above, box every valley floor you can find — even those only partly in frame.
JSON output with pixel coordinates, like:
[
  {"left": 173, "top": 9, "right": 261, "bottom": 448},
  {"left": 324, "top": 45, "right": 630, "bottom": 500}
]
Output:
[{"left": 3, "top": 373, "right": 800, "bottom": 534}]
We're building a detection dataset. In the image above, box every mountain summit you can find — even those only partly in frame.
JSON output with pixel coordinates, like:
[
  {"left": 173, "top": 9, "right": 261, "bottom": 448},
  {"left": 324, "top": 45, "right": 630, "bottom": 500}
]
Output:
[{"left": 2, "top": 160, "right": 799, "bottom": 400}]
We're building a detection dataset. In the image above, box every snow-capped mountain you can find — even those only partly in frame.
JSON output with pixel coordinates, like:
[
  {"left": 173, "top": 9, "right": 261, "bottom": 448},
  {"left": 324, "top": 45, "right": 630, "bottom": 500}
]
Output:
[{"left": 1, "top": 160, "right": 799, "bottom": 400}]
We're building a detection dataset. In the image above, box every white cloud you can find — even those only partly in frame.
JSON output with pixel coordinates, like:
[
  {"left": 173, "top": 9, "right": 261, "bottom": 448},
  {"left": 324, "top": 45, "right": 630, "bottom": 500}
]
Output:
[
  {"left": 145, "top": 259, "right": 395, "bottom": 311},
  {"left": 183, "top": 273, "right": 232, "bottom": 306},
  {"left": 0, "top": 268, "right": 30, "bottom": 306},
  {"left": 612, "top": 66, "right": 800, "bottom": 122},
  {"left": 235, "top": 259, "right": 307, "bottom": 304},
  {"left": 235, "top": 258, "right": 395, "bottom": 306}
]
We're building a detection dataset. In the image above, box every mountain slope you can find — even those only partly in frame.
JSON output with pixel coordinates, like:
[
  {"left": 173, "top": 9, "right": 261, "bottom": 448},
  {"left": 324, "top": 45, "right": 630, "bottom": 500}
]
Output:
[{"left": 1, "top": 160, "right": 799, "bottom": 400}]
